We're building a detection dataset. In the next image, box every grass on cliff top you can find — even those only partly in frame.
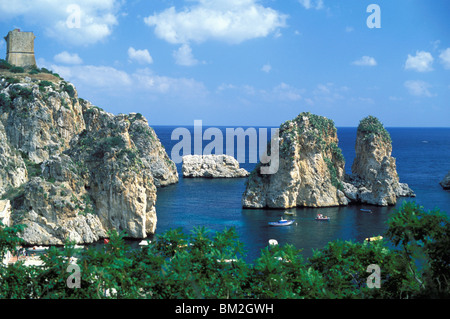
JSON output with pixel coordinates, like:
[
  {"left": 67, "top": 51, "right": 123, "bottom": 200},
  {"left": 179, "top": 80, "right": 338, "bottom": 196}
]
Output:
[
  {"left": 358, "top": 115, "right": 392, "bottom": 144},
  {"left": 0, "top": 59, "right": 62, "bottom": 83},
  {"left": 286, "top": 112, "right": 337, "bottom": 135}
]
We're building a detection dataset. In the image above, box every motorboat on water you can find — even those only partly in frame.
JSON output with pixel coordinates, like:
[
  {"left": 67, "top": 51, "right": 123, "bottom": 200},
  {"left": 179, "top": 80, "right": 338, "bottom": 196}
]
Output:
[
  {"left": 268, "top": 218, "right": 295, "bottom": 227},
  {"left": 27, "top": 246, "right": 49, "bottom": 252},
  {"left": 139, "top": 240, "right": 151, "bottom": 246},
  {"left": 315, "top": 214, "right": 330, "bottom": 221},
  {"left": 365, "top": 235, "right": 383, "bottom": 242},
  {"left": 360, "top": 209, "right": 372, "bottom": 213}
]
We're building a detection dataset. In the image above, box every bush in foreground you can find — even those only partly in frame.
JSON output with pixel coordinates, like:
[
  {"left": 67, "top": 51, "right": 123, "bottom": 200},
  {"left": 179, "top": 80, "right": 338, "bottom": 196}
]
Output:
[{"left": 0, "top": 202, "right": 449, "bottom": 299}]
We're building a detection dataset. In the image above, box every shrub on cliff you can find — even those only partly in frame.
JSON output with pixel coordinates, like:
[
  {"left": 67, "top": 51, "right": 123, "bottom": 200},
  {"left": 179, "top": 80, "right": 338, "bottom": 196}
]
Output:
[
  {"left": 358, "top": 115, "right": 392, "bottom": 144},
  {"left": 0, "top": 59, "right": 12, "bottom": 70}
]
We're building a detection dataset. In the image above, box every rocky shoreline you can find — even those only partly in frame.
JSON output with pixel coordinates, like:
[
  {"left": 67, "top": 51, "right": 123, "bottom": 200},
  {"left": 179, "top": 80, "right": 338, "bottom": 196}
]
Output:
[{"left": 0, "top": 71, "right": 178, "bottom": 245}]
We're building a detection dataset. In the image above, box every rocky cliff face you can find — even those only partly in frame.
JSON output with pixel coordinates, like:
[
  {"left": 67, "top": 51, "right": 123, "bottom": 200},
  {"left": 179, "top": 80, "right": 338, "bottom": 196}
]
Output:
[
  {"left": 242, "top": 112, "right": 348, "bottom": 209},
  {"left": 182, "top": 155, "right": 249, "bottom": 178},
  {"left": 0, "top": 70, "right": 178, "bottom": 245},
  {"left": 345, "top": 116, "right": 414, "bottom": 206}
]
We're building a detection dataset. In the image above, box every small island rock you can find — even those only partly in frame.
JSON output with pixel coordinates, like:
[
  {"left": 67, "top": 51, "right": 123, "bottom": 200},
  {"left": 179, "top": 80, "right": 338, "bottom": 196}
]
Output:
[
  {"left": 347, "top": 116, "right": 415, "bottom": 206},
  {"left": 182, "top": 154, "right": 249, "bottom": 178},
  {"left": 440, "top": 171, "right": 450, "bottom": 190}
]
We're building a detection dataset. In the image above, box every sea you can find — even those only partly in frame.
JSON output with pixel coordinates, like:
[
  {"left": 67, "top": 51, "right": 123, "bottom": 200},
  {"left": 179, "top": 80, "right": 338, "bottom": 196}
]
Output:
[{"left": 151, "top": 126, "right": 450, "bottom": 263}]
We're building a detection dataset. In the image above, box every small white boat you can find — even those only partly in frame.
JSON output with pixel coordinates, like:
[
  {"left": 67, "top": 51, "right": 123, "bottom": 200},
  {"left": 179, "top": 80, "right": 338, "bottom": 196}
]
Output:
[
  {"left": 269, "top": 239, "right": 279, "bottom": 246},
  {"left": 139, "top": 240, "right": 150, "bottom": 246},
  {"left": 284, "top": 211, "right": 295, "bottom": 216},
  {"left": 27, "top": 246, "right": 49, "bottom": 252},
  {"left": 268, "top": 218, "right": 295, "bottom": 227},
  {"left": 315, "top": 214, "right": 330, "bottom": 221},
  {"left": 360, "top": 209, "right": 372, "bottom": 213}
]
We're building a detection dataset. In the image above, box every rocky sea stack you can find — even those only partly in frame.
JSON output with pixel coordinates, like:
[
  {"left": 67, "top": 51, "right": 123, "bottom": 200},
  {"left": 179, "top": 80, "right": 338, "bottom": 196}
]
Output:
[
  {"left": 182, "top": 154, "right": 249, "bottom": 178},
  {"left": 0, "top": 68, "right": 178, "bottom": 245},
  {"left": 440, "top": 171, "right": 450, "bottom": 190},
  {"left": 242, "top": 112, "right": 414, "bottom": 209},
  {"left": 242, "top": 112, "right": 348, "bottom": 208},
  {"left": 344, "top": 116, "right": 415, "bottom": 206}
]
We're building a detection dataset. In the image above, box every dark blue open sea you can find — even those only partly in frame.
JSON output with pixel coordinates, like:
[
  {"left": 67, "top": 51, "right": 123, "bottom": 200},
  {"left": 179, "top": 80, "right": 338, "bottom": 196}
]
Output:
[{"left": 152, "top": 126, "right": 450, "bottom": 262}]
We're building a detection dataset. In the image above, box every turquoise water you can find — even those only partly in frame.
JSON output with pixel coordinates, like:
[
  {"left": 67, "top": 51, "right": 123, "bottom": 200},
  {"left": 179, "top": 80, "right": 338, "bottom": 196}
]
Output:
[{"left": 152, "top": 126, "right": 450, "bottom": 262}]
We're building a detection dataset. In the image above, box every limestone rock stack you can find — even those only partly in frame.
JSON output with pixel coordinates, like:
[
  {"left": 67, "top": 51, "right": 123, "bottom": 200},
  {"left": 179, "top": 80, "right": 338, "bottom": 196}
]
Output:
[
  {"left": 242, "top": 113, "right": 415, "bottom": 209},
  {"left": 182, "top": 154, "right": 249, "bottom": 178},
  {"left": 242, "top": 112, "right": 347, "bottom": 208},
  {"left": 0, "top": 71, "right": 178, "bottom": 244},
  {"left": 345, "top": 116, "right": 415, "bottom": 206}
]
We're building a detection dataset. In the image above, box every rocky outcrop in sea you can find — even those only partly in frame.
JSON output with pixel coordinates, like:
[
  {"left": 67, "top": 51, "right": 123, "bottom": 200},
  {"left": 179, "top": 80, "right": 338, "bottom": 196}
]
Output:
[
  {"left": 0, "top": 70, "right": 178, "bottom": 245},
  {"left": 182, "top": 154, "right": 249, "bottom": 178},
  {"left": 441, "top": 171, "right": 450, "bottom": 190},
  {"left": 242, "top": 112, "right": 348, "bottom": 208},
  {"left": 343, "top": 116, "right": 415, "bottom": 206},
  {"left": 242, "top": 113, "right": 414, "bottom": 209}
]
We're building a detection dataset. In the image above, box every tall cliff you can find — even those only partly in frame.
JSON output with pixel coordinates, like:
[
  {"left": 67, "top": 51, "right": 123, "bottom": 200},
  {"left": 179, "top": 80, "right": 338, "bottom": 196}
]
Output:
[
  {"left": 242, "top": 112, "right": 348, "bottom": 208},
  {"left": 0, "top": 69, "right": 178, "bottom": 245},
  {"left": 344, "top": 116, "right": 415, "bottom": 206}
]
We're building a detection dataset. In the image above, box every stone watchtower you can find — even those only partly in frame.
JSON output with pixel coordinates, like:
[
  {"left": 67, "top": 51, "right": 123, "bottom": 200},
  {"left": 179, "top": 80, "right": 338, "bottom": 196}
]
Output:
[{"left": 4, "top": 29, "right": 37, "bottom": 68}]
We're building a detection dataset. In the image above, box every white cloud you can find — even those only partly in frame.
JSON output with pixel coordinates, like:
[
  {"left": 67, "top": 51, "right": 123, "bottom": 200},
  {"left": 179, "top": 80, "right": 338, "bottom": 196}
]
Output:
[
  {"left": 42, "top": 60, "right": 207, "bottom": 99},
  {"left": 405, "top": 51, "right": 434, "bottom": 72},
  {"left": 173, "top": 44, "right": 198, "bottom": 66},
  {"left": 128, "top": 47, "right": 153, "bottom": 65},
  {"left": 0, "top": 0, "right": 121, "bottom": 46},
  {"left": 345, "top": 26, "right": 354, "bottom": 33},
  {"left": 144, "top": 0, "right": 287, "bottom": 45},
  {"left": 261, "top": 64, "right": 272, "bottom": 73},
  {"left": 52, "top": 64, "right": 133, "bottom": 88},
  {"left": 298, "top": 0, "right": 324, "bottom": 10},
  {"left": 132, "top": 68, "right": 208, "bottom": 98},
  {"left": 272, "top": 83, "right": 303, "bottom": 101},
  {"left": 439, "top": 48, "right": 450, "bottom": 70},
  {"left": 54, "top": 51, "right": 83, "bottom": 65},
  {"left": 404, "top": 80, "right": 434, "bottom": 97},
  {"left": 352, "top": 56, "right": 377, "bottom": 67}
]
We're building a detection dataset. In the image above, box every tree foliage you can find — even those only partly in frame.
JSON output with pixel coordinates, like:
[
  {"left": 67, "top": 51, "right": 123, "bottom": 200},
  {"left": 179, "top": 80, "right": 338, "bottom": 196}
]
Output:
[{"left": 0, "top": 202, "right": 449, "bottom": 299}]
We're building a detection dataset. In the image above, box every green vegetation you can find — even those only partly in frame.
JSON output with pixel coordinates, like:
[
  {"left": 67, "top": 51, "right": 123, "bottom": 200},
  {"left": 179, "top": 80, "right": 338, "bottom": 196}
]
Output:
[
  {"left": 1, "top": 202, "right": 449, "bottom": 299},
  {"left": 8, "top": 85, "right": 33, "bottom": 102},
  {"left": 19, "top": 152, "right": 42, "bottom": 178},
  {"left": 35, "top": 67, "right": 63, "bottom": 80},
  {"left": 358, "top": 115, "right": 392, "bottom": 144},
  {"left": 38, "top": 80, "right": 54, "bottom": 92},
  {"left": 61, "top": 82, "right": 75, "bottom": 98},
  {"left": 324, "top": 157, "right": 343, "bottom": 190},
  {"left": 0, "top": 93, "right": 12, "bottom": 110},
  {"left": 9, "top": 66, "right": 25, "bottom": 74},
  {"left": 280, "top": 112, "right": 345, "bottom": 188},
  {"left": 0, "top": 59, "right": 13, "bottom": 70}
]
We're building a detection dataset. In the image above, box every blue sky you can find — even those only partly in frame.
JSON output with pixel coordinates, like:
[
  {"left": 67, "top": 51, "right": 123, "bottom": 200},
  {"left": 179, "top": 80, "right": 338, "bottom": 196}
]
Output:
[{"left": 0, "top": 0, "right": 449, "bottom": 127}]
